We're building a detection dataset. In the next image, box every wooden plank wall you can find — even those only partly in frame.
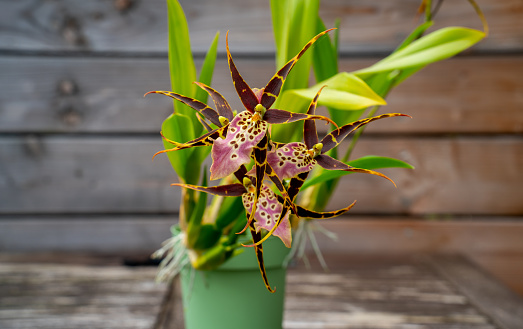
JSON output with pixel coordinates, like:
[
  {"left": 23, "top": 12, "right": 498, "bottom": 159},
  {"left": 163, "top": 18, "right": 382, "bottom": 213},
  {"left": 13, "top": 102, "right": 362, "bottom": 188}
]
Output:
[{"left": 1, "top": 0, "right": 522, "bottom": 268}]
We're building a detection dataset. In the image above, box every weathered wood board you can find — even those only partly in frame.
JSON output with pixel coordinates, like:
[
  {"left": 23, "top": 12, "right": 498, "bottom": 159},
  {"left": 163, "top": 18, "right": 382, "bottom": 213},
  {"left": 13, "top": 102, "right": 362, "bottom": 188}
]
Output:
[
  {"left": 0, "top": 263, "right": 167, "bottom": 329},
  {"left": 0, "top": 0, "right": 519, "bottom": 54},
  {"left": 1, "top": 136, "right": 522, "bottom": 215},
  {"left": 1, "top": 55, "right": 522, "bottom": 134},
  {"left": 158, "top": 254, "right": 523, "bottom": 329}
]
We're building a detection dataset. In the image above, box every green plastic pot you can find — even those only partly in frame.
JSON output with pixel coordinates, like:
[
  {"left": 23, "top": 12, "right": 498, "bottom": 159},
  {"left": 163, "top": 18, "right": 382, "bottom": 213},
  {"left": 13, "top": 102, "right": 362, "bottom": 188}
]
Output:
[{"left": 180, "top": 237, "right": 290, "bottom": 329}]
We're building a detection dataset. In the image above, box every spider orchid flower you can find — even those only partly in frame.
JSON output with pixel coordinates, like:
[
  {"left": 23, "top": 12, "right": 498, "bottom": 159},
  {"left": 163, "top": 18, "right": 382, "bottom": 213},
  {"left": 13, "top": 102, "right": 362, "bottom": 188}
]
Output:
[
  {"left": 172, "top": 177, "right": 356, "bottom": 292},
  {"left": 147, "top": 29, "right": 339, "bottom": 234},
  {"left": 247, "top": 86, "right": 412, "bottom": 245},
  {"left": 211, "top": 29, "right": 339, "bottom": 233}
]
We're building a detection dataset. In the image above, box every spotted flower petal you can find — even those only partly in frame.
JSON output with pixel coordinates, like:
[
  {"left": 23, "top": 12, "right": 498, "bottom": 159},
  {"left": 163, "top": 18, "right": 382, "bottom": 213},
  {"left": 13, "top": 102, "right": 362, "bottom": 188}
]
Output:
[
  {"left": 210, "top": 111, "right": 268, "bottom": 180},
  {"left": 242, "top": 185, "right": 292, "bottom": 248},
  {"left": 267, "top": 142, "right": 316, "bottom": 180}
]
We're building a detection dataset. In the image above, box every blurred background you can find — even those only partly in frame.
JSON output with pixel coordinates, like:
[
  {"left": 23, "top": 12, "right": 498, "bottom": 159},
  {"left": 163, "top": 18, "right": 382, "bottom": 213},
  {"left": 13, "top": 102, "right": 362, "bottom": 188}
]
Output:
[{"left": 0, "top": 0, "right": 522, "bottom": 296}]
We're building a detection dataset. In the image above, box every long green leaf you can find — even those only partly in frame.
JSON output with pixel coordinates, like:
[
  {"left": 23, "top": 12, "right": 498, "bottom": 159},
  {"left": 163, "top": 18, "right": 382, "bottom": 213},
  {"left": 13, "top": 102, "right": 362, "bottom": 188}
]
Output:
[
  {"left": 301, "top": 156, "right": 414, "bottom": 190},
  {"left": 186, "top": 171, "right": 208, "bottom": 248},
  {"left": 195, "top": 31, "right": 220, "bottom": 105},
  {"left": 354, "top": 27, "right": 485, "bottom": 78},
  {"left": 312, "top": 16, "right": 338, "bottom": 83},
  {"left": 290, "top": 73, "right": 386, "bottom": 111},
  {"left": 193, "top": 31, "right": 220, "bottom": 163},
  {"left": 166, "top": 0, "right": 197, "bottom": 131},
  {"left": 161, "top": 113, "right": 195, "bottom": 182}
]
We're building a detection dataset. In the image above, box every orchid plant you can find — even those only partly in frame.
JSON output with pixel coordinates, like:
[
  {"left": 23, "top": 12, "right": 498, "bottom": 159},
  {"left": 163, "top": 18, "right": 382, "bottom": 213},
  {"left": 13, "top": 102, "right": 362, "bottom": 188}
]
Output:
[{"left": 149, "top": 0, "right": 487, "bottom": 292}]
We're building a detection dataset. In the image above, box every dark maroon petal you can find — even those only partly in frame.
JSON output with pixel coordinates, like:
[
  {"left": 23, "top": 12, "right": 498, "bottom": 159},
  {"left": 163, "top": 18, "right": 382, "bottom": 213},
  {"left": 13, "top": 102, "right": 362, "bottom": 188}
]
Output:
[
  {"left": 304, "top": 86, "right": 326, "bottom": 149},
  {"left": 171, "top": 183, "right": 246, "bottom": 197},
  {"left": 295, "top": 200, "right": 356, "bottom": 219},
  {"left": 321, "top": 113, "right": 411, "bottom": 153},
  {"left": 264, "top": 109, "right": 337, "bottom": 126},
  {"left": 145, "top": 90, "right": 221, "bottom": 126},
  {"left": 249, "top": 225, "right": 275, "bottom": 292},
  {"left": 196, "top": 114, "right": 213, "bottom": 132},
  {"left": 226, "top": 31, "right": 259, "bottom": 113},
  {"left": 260, "top": 28, "right": 336, "bottom": 109},
  {"left": 315, "top": 154, "right": 396, "bottom": 186},
  {"left": 288, "top": 172, "right": 310, "bottom": 201},
  {"left": 153, "top": 125, "right": 228, "bottom": 160},
  {"left": 194, "top": 82, "right": 234, "bottom": 121}
]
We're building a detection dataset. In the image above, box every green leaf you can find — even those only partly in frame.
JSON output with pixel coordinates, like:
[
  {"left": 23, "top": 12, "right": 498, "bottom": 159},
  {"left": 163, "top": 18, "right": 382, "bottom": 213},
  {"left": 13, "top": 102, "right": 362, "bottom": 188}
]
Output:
[
  {"left": 312, "top": 16, "right": 338, "bottom": 83},
  {"left": 272, "top": 0, "right": 320, "bottom": 96},
  {"left": 166, "top": 0, "right": 197, "bottom": 121},
  {"left": 301, "top": 156, "right": 414, "bottom": 190},
  {"left": 354, "top": 27, "right": 485, "bottom": 78},
  {"left": 215, "top": 197, "right": 245, "bottom": 231},
  {"left": 396, "top": 21, "right": 434, "bottom": 52},
  {"left": 186, "top": 171, "right": 208, "bottom": 248},
  {"left": 190, "top": 224, "right": 222, "bottom": 251},
  {"left": 195, "top": 31, "right": 220, "bottom": 105},
  {"left": 161, "top": 113, "right": 195, "bottom": 182},
  {"left": 289, "top": 72, "right": 386, "bottom": 111}
]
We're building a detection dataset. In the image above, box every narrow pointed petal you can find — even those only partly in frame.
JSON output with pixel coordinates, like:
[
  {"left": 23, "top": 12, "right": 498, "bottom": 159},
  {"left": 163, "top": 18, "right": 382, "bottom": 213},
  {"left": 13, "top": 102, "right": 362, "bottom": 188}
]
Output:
[
  {"left": 295, "top": 200, "right": 356, "bottom": 218},
  {"left": 153, "top": 125, "right": 228, "bottom": 160},
  {"left": 226, "top": 31, "right": 258, "bottom": 112},
  {"left": 145, "top": 91, "right": 221, "bottom": 126},
  {"left": 196, "top": 114, "right": 213, "bottom": 132},
  {"left": 269, "top": 141, "right": 286, "bottom": 151},
  {"left": 210, "top": 111, "right": 267, "bottom": 180},
  {"left": 194, "top": 82, "right": 234, "bottom": 121},
  {"left": 321, "top": 113, "right": 411, "bottom": 153},
  {"left": 264, "top": 109, "right": 337, "bottom": 127},
  {"left": 267, "top": 142, "right": 316, "bottom": 180},
  {"left": 171, "top": 183, "right": 246, "bottom": 197},
  {"left": 242, "top": 185, "right": 292, "bottom": 248},
  {"left": 265, "top": 163, "right": 298, "bottom": 216},
  {"left": 250, "top": 225, "right": 275, "bottom": 293},
  {"left": 288, "top": 172, "right": 310, "bottom": 201},
  {"left": 261, "top": 28, "right": 336, "bottom": 109},
  {"left": 315, "top": 154, "right": 396, "bottom": 187},
  {"left": 242, "top": 135, "right": 269, "bottom": 234},
  {"left": 304, "top": 86, "right": 326, "bottom": 149}
]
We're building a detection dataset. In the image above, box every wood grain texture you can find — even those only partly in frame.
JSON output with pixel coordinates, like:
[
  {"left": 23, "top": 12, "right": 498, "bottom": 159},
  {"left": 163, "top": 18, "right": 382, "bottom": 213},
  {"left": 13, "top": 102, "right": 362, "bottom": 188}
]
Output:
[
  {"left": 0, "top": 0, "right": 519, "bottom": 54},
  {"left": 1, "top": 136, "right": 522, "bottom": 215},
  {"left": 0, "top": 263, "right": 167, "bottom": 329},
  {"left": 2, "top": 218, "right": 523, "bottom": 296},
  {"left": 1, "top": 55, "right": 522, "bottom": 134},
  {"left": 429, "top": 255, "right": 523, "bottom": 329},
  {"left": 158, "top": 255, "right": 503, "bottom": 329}
]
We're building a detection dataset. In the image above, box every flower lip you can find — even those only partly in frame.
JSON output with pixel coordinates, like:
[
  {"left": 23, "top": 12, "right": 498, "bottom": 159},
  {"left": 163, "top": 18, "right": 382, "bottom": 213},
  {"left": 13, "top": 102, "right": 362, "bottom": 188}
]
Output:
[
  {"left": 252, "top": 104, "right": 267, "bottom": 122},
  {"left": 242, "top": 177, "right": 255, "bottom": 193},
  {"left": 312, "top": 143, "right": 323, "bottom": 157}
]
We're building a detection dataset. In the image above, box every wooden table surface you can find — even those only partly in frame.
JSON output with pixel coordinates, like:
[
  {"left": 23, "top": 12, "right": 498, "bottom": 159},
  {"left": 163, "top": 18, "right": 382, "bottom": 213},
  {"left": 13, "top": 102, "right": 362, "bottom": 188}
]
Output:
[{"left": 1, "top": 253, "right": 522, "bottom": 329}]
